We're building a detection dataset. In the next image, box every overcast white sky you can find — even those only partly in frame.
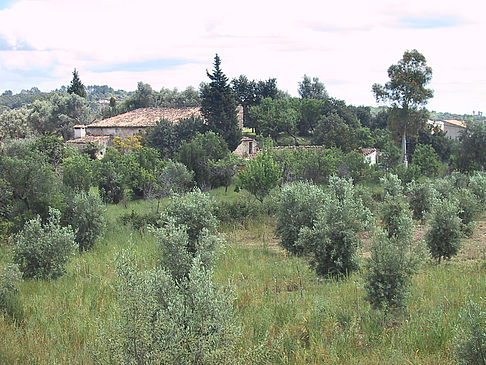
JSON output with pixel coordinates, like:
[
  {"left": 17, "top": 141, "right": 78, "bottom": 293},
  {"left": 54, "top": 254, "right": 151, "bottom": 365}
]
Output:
[{"left": 0, "top": 0, "right": 485, "bottom": 114}]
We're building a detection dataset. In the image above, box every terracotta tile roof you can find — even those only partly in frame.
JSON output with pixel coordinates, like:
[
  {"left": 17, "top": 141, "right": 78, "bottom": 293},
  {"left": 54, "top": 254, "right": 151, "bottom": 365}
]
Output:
[
  {"left": 443, "top": 119, "right": 466, "bottom": 128},
  {"left": 87, "top": 107, "right": 203, "bottom": 128},
  {"left": 362, "top": 148, "right": 377, "bottom": 156},
  {"left": 67, "top": 135, "right": 111, "bottom": 144}
]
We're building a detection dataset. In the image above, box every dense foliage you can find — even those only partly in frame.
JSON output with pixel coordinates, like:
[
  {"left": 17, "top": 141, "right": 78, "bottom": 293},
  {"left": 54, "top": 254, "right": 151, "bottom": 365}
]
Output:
[
  {"left": 454, "top": 299, "right": 486, "bottom": 365},
  {"left": 373, "top": 49, "right": 433, "bottom": 165},
  {"left": 201, "top": 54, "right": 241, "bottom": 151},
  {"left": 297, "top": 177, "right": 371, "bottom": 277},
  {"left": 63, "top": 191, "right": 105, "bottom": 251},
  {"left": 236, "top": 150, "right": 281, "bottom": 203},
  {"left": 275, "top": 182, "right": 327, "bottom": 255},
  {"left": 0, "top": 264, "right": 22, "bottom": 320},
  {"left": 97, "top": 191, "right": 238, "bottom": 364},
  {"left": 426, "top": 199, "right": 463, "bottom": 263},
  {"left": 13, "top": 209, "right": 77, "bottom": 280},
  {"left": 364, "top": 227, "right": 423, "bottom": 314}
]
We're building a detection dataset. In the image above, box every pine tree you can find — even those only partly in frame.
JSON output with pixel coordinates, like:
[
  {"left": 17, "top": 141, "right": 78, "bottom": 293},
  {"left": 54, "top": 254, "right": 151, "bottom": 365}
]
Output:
[
  {"left": 201, "top": 54, "right": 241, "bottom": 151},
  {"left": 67, "top": 68, "right": 87, "bottom": 98}
]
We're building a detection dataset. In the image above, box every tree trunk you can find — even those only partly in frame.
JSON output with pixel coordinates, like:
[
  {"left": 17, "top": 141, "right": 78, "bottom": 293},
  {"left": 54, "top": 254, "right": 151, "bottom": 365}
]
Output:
[{"left": 401, "top": 127, "right": 408, "bottom": 167}]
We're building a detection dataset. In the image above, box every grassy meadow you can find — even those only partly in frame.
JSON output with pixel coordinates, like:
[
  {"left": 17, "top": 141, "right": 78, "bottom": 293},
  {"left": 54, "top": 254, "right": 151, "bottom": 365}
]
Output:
[{"left": 1, "top": 187, "right": 486, "bottom": 364}]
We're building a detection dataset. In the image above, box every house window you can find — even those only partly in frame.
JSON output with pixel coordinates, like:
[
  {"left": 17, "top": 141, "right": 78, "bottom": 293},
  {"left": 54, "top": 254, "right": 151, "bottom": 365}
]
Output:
[{"left": 248, "top": 141, "right": 253, "bottom": 154}]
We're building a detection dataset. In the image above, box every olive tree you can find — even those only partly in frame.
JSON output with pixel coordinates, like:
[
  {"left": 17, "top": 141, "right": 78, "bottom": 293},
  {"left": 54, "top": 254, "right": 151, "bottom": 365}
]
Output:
[
  {"left": 297, "top": 177, "right": 371, "bottom": 277},
  {"left": 364, "top": 227, "right": 424, "bottom": 316},
  {"left": 275, "top": 181, "right": 327, "bottom": 255},
  {"left": 13, "top": 208, "right": 77, "bottom": 280},
  {"left": 426, "top": 199, "right": 463, "bottom": 263}
]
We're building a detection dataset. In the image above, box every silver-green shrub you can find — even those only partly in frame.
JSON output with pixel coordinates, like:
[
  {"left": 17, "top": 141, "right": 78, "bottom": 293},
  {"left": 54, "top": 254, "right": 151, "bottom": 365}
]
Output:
[
  {"left": 454, "top": 299, "right": 486, "bottom": 365},
  {"left": 381, "top": 195, "right": 413, "bottom": 241},
  {"left": 151, "top": 160, "right": 195, "bottom": 199},
  {"left": 154, "top": 218, "right": 222, "bottom": 282},
  {"left": 0, "top": 264, "right": 22, "bottom": 320},
  {"left": 469, "top": 172, "right": 486, "bottom": 207},
  {"left": 13, "top": 208, "right": 77, "bottom": 280},
  {"left": 159, "top": 190, "right": 218, "bottom": 244},
  {"left": 426, "top": 199, "right": 463, "bottom": 263},
  {"left": 364, "top": 227, "right": 424, "bottom": 315},
  {"left": 297, "top": 177, "right": 371, "bottom": 277},
  {"left": 454, "top": 188, "right": 481, "bottom": 237},
  {"left": 275, "top": 181, "right": 327, "bottom": 256},
  {"left": 381, "top": 173, "right": 403, "bottom": 198},
  {"left": 406, "top": 179, "right": 438, "bottom": 221},
  {"left": 96, "top": 250, "right": 239, "bottom": 364},
  {"left": 64, "top": 191, "right": 106, "bottom": 251}
]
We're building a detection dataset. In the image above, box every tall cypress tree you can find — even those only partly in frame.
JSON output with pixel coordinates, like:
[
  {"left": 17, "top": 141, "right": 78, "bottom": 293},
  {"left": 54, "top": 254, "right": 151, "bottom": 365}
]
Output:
[
  {"left": 67, "top": 68, "right": 87, "bottom": 98},
  {"left": 201, "top": 54, "right": 241, "bottom": 151}
]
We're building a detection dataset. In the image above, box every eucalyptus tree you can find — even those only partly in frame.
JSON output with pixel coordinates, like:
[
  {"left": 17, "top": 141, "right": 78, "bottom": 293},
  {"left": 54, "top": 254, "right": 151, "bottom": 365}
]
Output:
[{"left": 373, "top": 50, "right": 433, "bottom": 166}]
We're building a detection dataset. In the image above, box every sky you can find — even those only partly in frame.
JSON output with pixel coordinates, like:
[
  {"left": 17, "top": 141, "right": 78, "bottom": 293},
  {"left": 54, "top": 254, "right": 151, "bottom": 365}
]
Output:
[{"left": 0, "top": 0, "right": 485, "bottom": 115}]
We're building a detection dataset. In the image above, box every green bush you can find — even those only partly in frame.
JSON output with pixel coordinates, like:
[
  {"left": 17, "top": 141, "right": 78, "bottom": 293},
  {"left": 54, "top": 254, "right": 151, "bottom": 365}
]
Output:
[
  {"left": 469, "top": 172, "right": 486, "bottom": 207},
  {"left": 426, "top": 199, "right": 463, "bottom": 263},
  {"left": 395, "top": 164, "right": 421, "bottom": 184},
  {"left": 176, "top": 132, "right": 229, "bottom": 189},
  {"left": 212, "top": 198, "right": 267, "bottom": 223},
  {"left": 62, "top": 153, "right": 95, "bottom": 193},
  {"left": 64, "top": 191, "right": 106, "bottom": 251},
  {"left": 454, "top": 299, "right": 486, "bottom": 365},
  {"left": 406, "top": 179, "right": 438, "bottom": 221},
  {"left": 96, "top": 250, "right": 239, "bottom": 364},
  {"left": 13, "top": 208, "right": 77, "bottom": 280},
  {"left": 454, "top": 188, "right": 481, "bottom": 237},
  {"left": 0, "top": 264, "right": 23, "bottom": 320},
  {"left": 364, "top": 228, "right": 423, "bottom": 315},
  {"left": 97, "top": 161, "right": 125, "bottom": 204},
  {"left": 154, "top": 218, "right": 222, "bottom": 282},
  {"left": 381, "top": 196, "right": 413, "bottom": 241},
  {"left": 236, "top": 150, "right": 281, "bottom": 203},
  {"left": 411, "top": 143, "right": 442, "bottom": 177},
  {"left": 159, "top": 190, "right": 218, "bottom": 243},
  {"left": 275, "top": 181, "right": 327, "bottom": 255},
  {"left": 380, "top": 173, "right": 403, "bottom": 198},
  {"left": 151, "top": 159, "right": 194, "bottom": 199},
  {"left": 297, "top": 177, "right": 371, "bottom": 277},
  {"left": 0, "top": 219, "right": 13, "bottom": 244},
  {"left": 119, "top": 210, "right": 160, "bottom": 231},
  {"left": 433, "top": 176, "right": 454, "bottom": 199}
]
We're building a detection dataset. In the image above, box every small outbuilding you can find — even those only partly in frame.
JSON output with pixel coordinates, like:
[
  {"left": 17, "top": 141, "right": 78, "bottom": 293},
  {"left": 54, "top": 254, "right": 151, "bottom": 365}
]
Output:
[
  {"left": 362, "top": 148, "right": 377, "bottom": 165},
  {"left": 233, "top": 136, "right": 258, "bottom": 158}
]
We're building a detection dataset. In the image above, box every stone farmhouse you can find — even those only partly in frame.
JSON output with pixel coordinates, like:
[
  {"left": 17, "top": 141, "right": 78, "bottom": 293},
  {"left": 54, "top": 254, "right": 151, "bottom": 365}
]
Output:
[
  {"left": 428, "top": 119, "right": 466, "bottom": 140},
  {"left": 68, "top": 106, "right": 246, "bottom": 158}
]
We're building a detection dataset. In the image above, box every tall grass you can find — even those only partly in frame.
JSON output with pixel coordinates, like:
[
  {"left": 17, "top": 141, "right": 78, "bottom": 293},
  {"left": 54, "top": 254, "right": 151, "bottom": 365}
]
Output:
[{"left": 1, "top": 198, "right": 485, "bottom": 364}]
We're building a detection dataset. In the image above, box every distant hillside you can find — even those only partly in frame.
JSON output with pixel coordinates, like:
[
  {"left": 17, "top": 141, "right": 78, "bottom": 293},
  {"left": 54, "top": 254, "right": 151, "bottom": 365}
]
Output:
[
  {"left": 0, "top": 87, "right": 47, "bottom": 110},
  {"left": 429, "top": 110, "right": 486, "bottom": 123},
  {"left": 369, "top": 106, "right": 486, "bottom": 124}
]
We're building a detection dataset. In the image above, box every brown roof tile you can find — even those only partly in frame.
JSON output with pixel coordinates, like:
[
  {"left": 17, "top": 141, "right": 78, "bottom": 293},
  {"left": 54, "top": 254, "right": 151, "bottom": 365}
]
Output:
[
  {"left": 87, "top": 107, "right": 203, "bottom": 128},
  {"left": 362, "top": 148, "right": 377, "bottom": 156},
  {"left": 443, "top": 119, "right": 466, "bottom": 128}
]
